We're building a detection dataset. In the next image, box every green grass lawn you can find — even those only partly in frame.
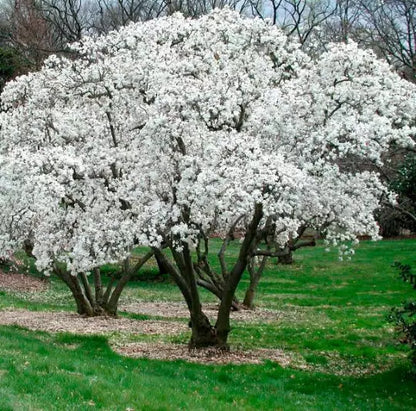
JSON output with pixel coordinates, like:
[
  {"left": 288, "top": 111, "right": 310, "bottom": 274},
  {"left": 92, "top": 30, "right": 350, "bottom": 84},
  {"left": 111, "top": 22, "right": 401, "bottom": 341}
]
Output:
[{"left": 1, "top": 239, "right": 416, "bottom": 410}]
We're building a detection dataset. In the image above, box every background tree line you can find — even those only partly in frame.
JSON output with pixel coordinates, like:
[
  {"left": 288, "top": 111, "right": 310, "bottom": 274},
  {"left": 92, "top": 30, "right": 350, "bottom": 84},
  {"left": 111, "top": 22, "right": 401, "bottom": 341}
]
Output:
[{"left": 0, "top": 1, "right": 414, "bottom": 84}]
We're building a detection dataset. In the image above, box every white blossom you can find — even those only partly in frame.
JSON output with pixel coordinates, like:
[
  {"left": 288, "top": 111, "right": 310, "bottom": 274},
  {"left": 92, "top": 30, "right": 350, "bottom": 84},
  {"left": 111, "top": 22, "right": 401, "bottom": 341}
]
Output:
[{"left": 0, "top": 9, "right": 415, "bottom": 274}]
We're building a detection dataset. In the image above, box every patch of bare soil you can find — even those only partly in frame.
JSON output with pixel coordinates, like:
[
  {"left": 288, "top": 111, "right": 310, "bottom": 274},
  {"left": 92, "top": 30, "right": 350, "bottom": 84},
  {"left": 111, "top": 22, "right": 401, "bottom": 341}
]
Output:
[
  {"left": 0, "top": 271, "right": 48, "bottom": 293},
  {"left": 121, "top": 301, "right": 281, "bottom": 322},
  {"left": 0, "top": 310, "right": 186, "bottom": 335},
  {"left": 114, "top": 342, "right": 299, "bottom": 366}
]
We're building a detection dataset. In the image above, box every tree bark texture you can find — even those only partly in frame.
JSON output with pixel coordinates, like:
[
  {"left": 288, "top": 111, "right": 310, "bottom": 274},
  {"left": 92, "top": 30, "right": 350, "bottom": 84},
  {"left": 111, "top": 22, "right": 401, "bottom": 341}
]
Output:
[
  {"left": 214, "top": 204, "right": 263, "bottom": 347},
  {"left": 155, "top": 204, "right": 264, "bottom": 348},
  {"left": 242, "top": 255, "right": 268, "bottom": 309},
  {"left": 53, "top": 250, "right": 153, "bottom": 316}
]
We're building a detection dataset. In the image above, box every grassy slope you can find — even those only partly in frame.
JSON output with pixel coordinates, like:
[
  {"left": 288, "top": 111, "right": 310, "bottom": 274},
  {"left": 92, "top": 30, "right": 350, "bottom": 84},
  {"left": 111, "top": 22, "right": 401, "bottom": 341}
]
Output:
[{"left": 0, "top": 239, "right": 416, "bottom": 410}]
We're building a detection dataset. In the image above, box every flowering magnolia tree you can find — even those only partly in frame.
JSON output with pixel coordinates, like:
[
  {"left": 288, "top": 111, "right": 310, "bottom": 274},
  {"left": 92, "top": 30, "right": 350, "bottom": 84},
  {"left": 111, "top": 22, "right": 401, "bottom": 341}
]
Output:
[{"left": 1, "top": 9, "right": 415, "bottom": 346}]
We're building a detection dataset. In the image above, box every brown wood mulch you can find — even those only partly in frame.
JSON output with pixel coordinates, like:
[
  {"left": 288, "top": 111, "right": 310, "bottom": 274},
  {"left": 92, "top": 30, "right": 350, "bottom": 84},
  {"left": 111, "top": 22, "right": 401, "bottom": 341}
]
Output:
[
  {"left": 0, "top": 309, "right": 299, "bottom": 366},
  {"left": 0, "top": 310, "right": 186, "bottom": 335},
  {"left": 0, "top": 271, "right": 48, "bottom": 292},
  {"left": 120, "top": 301, "right": 281, "bottom": 322},
  {"left": 0, "top": 271, "right": 295, "bottom": 365},
  {"left": 114, "top": 342, "right": 297, "bottom": 366}
]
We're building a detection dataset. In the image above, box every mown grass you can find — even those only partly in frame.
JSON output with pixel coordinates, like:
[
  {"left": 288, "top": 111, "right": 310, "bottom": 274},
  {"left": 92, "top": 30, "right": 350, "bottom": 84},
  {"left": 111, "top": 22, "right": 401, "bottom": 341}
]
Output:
[
  {"left": 0, "top": 326, "right": 415, "bottom": 410},
  {"left": 0, "top": 239, "right": 416, "bottom": 410}
]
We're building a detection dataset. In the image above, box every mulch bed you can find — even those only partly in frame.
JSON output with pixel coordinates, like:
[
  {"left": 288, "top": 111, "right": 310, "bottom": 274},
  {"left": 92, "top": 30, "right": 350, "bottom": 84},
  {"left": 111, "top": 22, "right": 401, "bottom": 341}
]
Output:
[
  {"left": 0, "top": 310, "right": 186, "bottom": 335},
  {"left": 121, "top": 301, "right": 281, "bottom": 322},
  {"left": 0, "top": 271, "right": 297, "bottom": 365},
  {"left": 0, "top": 308, "right": 301, "bottom": 366},
  {"left": 114, "top": 342, "right": 297, "bottom": 366},
  {"left": 0, "top": 271, "right": 49, "bottom": 292}
]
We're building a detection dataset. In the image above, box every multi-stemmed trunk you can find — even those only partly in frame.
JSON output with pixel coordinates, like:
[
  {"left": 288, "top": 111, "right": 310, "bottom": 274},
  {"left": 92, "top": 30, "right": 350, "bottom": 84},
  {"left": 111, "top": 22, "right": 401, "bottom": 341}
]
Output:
[
  {"left": 23, "top": 238, "right": 153, "bottom": 316},
  {"left": 156, "top": 203, "right": 264, "bottom": 348},
  {"left": 53, "top": 251, "right": 153, "bottom": 316},
  {"left": 193, "top": 221, "right": 245, "bottom": 311},
  {"left": 196, "top": 277, "right": 241, "bottom": 311},
  {"left": 276, "top": 228, "right": 317, "bottom": 266},
  {"left": 241, "top": 231, "right": 317, "bottom": 309},
  {"left": 153, "top": 245, "right": 219, "bottom": 347}
]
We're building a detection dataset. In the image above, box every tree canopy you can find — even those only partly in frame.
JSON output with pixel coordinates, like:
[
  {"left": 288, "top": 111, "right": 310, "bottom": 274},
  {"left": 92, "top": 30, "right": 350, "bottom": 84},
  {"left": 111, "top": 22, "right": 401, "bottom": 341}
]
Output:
[{"left": 1, "top": 9, "right": 415, "bottom": 345}]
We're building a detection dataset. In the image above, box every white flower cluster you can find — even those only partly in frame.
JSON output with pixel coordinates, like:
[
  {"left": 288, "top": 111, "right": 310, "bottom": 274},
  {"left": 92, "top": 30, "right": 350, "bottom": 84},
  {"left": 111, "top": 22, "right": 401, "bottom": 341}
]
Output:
[{"left": 0, "top": 9, "right": 415, "bottom": 274}]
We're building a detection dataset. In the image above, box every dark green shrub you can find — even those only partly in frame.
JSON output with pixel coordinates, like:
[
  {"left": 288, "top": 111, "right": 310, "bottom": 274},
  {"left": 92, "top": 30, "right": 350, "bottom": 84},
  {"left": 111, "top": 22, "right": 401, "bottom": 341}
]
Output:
[
  {"left": 378, "top": 154, "right": 416, "bottom": 237},
  {"left": 390, "top": 262, "right": 416, "bottom": 375},
  {"left": 391, "top": 155, "right": 416, "bottom": 204}
]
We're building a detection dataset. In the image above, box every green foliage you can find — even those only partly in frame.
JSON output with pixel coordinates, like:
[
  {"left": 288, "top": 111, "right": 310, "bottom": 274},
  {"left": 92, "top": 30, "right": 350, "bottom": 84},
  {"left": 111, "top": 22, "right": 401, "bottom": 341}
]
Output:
[
  {"left": 0, "top": 48, "right": 17, "bottom": 78},
  {"left": 0, "top": 47, "right": 24, "bottom": 87},
  {"left": 390, "top": 262, "right": 416, "bottom": 376},
  {"left": 392, "top": 155, "right": 416, "bottom": 203},
  {"left": 377, "top": 154, "right": 416, "bottom": 237}
]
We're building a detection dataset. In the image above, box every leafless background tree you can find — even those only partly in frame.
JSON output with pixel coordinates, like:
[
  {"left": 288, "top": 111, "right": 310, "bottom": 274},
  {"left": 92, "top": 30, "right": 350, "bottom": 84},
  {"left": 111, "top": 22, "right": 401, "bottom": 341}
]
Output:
[
  {"left": 248, "top": 0, "right": 337, "bottom": 46},
  {"left": 359, "top": 0, "right": 416, "bottom": 81}
]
